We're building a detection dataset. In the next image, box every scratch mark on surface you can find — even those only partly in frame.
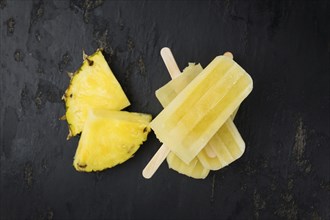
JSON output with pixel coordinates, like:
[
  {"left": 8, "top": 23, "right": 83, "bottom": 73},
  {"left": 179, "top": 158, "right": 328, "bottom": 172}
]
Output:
[
  {"left": 292, "top": 117, "right": 312, "bottom": 173},
  {"left": 253, "top": 189, "right": 266, "bottom": 219},
  {"left": 6, "top": 17, "right": 15, "bottom": 35},
  {"left": 275, "top": 192, "right": 298, "bottom": 220},
  {"left": 293, "top": 118, "right": 306, "bottom": 161},
  {"left": 23, "top": 162, "right": 33, "bottom": 189}
]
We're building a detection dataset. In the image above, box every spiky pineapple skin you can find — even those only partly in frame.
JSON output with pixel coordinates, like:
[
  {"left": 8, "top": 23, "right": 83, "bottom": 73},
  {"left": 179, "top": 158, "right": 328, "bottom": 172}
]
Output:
[
  {"left": 73, "top": 110, "right": 152, "bottom": 172},
  {"left": 63, "top": 49, "right": 130, "bottom": 138}
]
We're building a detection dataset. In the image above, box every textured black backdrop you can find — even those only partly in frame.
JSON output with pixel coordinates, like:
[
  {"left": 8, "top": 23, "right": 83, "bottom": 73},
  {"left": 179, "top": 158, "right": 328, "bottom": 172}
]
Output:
[{"left": 0, "top": 0, "right": 329, "bottom": 219}]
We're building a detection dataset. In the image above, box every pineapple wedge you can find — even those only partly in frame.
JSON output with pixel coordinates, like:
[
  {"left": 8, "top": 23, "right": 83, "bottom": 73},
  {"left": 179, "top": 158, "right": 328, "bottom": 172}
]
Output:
[
  {"left": 74, "top": 109, "right": 152, "bottom": 172},
  {"left": 63, "top": 49, "right": 130, "bottom": 138}
]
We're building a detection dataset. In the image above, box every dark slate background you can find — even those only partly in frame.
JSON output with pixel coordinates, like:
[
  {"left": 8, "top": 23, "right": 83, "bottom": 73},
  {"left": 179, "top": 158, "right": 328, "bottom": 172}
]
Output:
[{"left": 0, "top": 0, "right": 329, "bottom": 219}]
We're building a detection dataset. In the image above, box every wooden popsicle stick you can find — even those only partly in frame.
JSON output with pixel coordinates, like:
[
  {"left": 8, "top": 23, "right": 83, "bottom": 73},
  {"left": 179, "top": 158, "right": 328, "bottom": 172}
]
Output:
[
  {"left": 142, "top": 49, "right": 235, "bottom": 178},
  {"left": 224, "top": 51, "right": 234, "bottom": 59},
  {"left": 142, "top": 144, "right": 171, "bottom": 179},
  {"left": 142, "top": 48, "right": 180, "bottom": 179},
  {"left": 205, "top": 146, "right": 217, "bottom": 158},
  {"left": 160, "top": 47, "right": 181, "bottom": 79}
]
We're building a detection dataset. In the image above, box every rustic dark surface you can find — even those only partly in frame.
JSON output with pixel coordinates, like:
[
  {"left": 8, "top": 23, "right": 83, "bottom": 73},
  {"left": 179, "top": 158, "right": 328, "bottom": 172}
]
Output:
[{"left": 0, "top": 0, "right": 329, "bottom": 219}]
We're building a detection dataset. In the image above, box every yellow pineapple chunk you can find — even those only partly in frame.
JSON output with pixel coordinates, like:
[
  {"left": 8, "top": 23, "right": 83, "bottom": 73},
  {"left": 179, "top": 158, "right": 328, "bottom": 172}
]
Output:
[
  {"left": 74, "top": 109, "right": 152, "bottom": 172},
  {"left": 63, "top": 49, "right": 130, "bottom": 138}
]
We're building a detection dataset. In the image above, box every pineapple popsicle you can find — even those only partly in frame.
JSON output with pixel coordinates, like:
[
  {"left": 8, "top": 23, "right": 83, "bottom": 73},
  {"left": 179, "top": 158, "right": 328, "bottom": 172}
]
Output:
[
  {"left": 150, "top": 55, "right": 253, "bottom": 164},
  {"left": 157, "top": 63, "right": 245, "bottom": 171},
  {"left": 167, "top": 151, "right": 209, "bottom": 179},
  {"left": 143, "top": 49, "right": 208, "bottom": 179},
  {"left": 157, "top": 59, "right": 210, "bottom": 179}
]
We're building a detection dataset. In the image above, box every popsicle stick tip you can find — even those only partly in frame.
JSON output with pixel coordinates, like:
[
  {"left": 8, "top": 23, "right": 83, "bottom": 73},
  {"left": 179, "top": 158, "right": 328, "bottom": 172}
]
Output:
[
  {"left": 223, "top": 52, "right": 234, "bottom": 59},
  {"left": 160, "top": 47, "right": 171, "bottom": 55},
  {"left": 205, "top": 146, "right": 217, "bottom": 158},
  {"left": 160, "top": 47, "right": 181, "bottom": 79},
  {"left": 142, "top": 170, "right": 151, "bottom": 179},
  {"left": 142, "top": 144, "right": 171, "bottom": 179}
]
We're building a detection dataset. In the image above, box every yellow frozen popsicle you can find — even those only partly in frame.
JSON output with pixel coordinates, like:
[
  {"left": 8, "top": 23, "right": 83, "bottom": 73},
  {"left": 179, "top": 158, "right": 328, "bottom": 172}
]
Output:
[
  {"left": 167, "top": 151, "right": 209, "bottom": 179},
  {"left": 197, "top": 119, "right": 245, "bottom": 169},
  {"left": 158, "top": 63, "right": 210, "bottom": 178},
  {"left": 150, "top": 55, "right": 253, "bottom": 164},
  {"left": 157, "top": 62, "right": 245, "bottom": 171},
  {"left": 156, "top": 63, "right": 203, "bottom": 107}
]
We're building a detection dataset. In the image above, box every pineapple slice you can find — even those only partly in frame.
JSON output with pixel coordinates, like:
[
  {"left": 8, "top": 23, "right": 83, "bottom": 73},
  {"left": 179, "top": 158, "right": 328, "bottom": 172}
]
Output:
[
  {"left": 74, "top": 109, "right": 152, "bottom": 172},
  {"left": 63, "top": 49, "right": 130, "bottom": 138},
  {"left": 167, "top": 152, "right": 209, "bottom": 179}
]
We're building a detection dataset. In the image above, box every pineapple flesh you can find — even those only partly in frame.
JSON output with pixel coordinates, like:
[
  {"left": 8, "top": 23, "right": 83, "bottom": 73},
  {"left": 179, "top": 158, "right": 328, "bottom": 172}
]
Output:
[
  {"left": 63, "top": 49, "right": 130, "bottom": 138},
  {"left": 74, "top": 109, "right": 152, "bottom": 172}
]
